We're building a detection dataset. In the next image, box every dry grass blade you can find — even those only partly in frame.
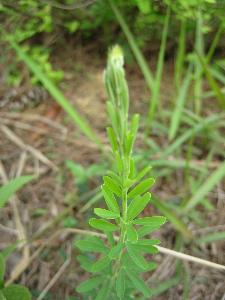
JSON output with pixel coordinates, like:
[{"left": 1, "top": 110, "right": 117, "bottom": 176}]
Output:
[{"left": 0, "top": 124, "right": 57, "bottom": 171}]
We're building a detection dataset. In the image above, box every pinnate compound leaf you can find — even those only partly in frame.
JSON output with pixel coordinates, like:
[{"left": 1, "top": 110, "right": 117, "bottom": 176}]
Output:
[
  {"left": 101, "top": 185, "right": 120, "bottom": 213},
  {"left": 127, "top": 225, "right": 138, "bottom": 242},
  {"left": 0, "top": 254, "right": 5, "bottom": 281},
  {"left": 127, "top": 192, "right": 151, "bottom": 220},
  {"left": 76, "top": 276, "right": 103, "bottom": 293},
  {"left": 128, "top": 178, "right": 154, "bottom": 199},
  {"left": 0, "top": 175, "right": 35, "bottom": 208},
  {"left": 103, "top": 176, "right": 121, "bottom": 197},
  {"left": 94, "top": 208, "right": 120, "bottom": 219},
  {"left": 89, "top": 218, "right": 118, "bottom": 232},
  {"left": 91, "top": 256, "right": 111, "bottom": 273},
  {"left": 116, "top": 268, "right": 126, "bottom": 299},
  {"left": 75, "top": 237, "right": 107, "bottom": 253},
  {"left": 126, "top": 243, "right": 149, "bottom": 270},
  {"left": 126, "top": 271, "right": 151, "bottom": 297},
  {"left": 133, "top": 216, "right": 166, "bottom": 226},
  {"left": 2, "top": 284, "right": 31, "bottom": 300}
]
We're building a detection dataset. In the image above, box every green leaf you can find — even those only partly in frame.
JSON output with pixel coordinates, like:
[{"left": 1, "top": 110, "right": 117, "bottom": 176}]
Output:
[
  {"left": 0, "top": 176, "right": 35, "bottom": 208},
  {"left": 127, "top": 225, "right": 138, "bottom": 242},
  {"left": 129, "top": 158, "right": 136, "bottom": 179},
  {"left": 106, "top": 101, "right": 119, "bottom": 136},
  {"left": 137, "top": 239, "right": 161, "bottom": 245},
  {"left": 94, "top": 208, "right": 120, "bottom": 219},
  {"left": 131, "top": 244, "right": 159, "bottom": 254},
  {"left": 133, "top": 216, "right": 166, "bottom": 226},
  {"left": 128, "top": 178, "right": 155, "bottom": 199},
  {"left": 126, "top": 243, "right": 149, "bottom": 270},
  {"left": 2, "top": 284, "right": 31, "bottom": 300},
  {"left": 134, "top": 166, "right": 152, "bottom": 183},
  {"left": 95, "top": 282, "right": 109, "bottom": 300},
  {"left": 76, "top": 255, "right": 94, "bottom": 272},
  {"left": 0, "top": 254, "right": 5, "bottom": 282},
  {"left": 116, "top": 268, "right": 126, "bottom": 299},
  {"left": 75, "top": 237, "right": 107, "bottom": 253},
  {"left": 91, "top": 256, "right": 111, "bottom": 273},
  {"left": 108, "top": 242, "right": 123, "bottom": 259},
  {"left": 126, "top": 271, "right": 151, "bottom": 297},
  {"left": 115, "top": 152, "right": 123, "bottom": 174},
  {"left": 124, "top": 132, "right": 134, "bottom": 156},
  {"left": 107, "top": 127, "right": 119, "bottom": 153},
  {"left": 122, "top": 252, "right": 156, "bottom": 273},
  {"left": 76, "top": 276, "right": 102, "bottom": 293},
  {"left": 101, "top": 185, "right": 120, "bottom": 214},
  {"left": 127, "top": 192, "right": 151, "bottom": 220},
  {"left": 138, "top": 226, "right": 162, "bottom": 237},
  {"left": 103, "top": 176, "right": 121, "bottom": 197},
  {"left": 89, "top": 218, "right": 118, "bottom": 232}
]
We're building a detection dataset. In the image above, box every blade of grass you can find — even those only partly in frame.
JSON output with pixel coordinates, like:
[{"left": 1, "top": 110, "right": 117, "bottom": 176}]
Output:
[
  {"left": 6, "top": 36, "right": 102, "bottom": 147},
  {"left": 150, "top": 158, "right": 205, "bottom": 172},
  {"left": 175, "top": 19, "right": 186, "bottom": 89},
  {"left": 194, "top": 9, "right": 204, "bottom": 114},
  {"left": 196, "top": 51, "right": 225, "bottom": 109},
  {"left": 197, "top": 231, "right": 225, "bottom": 244},
  {"left": 109, "top": 0, "right": 155, "bottom": 92},
  {"left": 151, "top": 197, "right": 192, "bottom": 240},
  {"left": 148, "top": 277, "right": 180, "bottom": 298},
  {"left": 0, "top": 175, "right": 35, "bottom": 208},
  {"left": 206, "top": 22, "right": 224, "bottom": 63},
  {"left": 161, "top": 114, "right": 220, "bottom": 158},
  {"left": 169, "top": 66, "right": 192, "bottom": 141},
  {"left": 183, "top": 160, "right": 225, "bottom": 212},
  {"left": 149, "top": 8, "right": 170, "bottom": 121}
]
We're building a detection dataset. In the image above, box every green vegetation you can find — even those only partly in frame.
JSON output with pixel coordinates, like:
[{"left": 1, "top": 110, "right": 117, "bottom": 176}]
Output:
[{"left": 76, "top": 46, "right": 166, "bottom": 299}]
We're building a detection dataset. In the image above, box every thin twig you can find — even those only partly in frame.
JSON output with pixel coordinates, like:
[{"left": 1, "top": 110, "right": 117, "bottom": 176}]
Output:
[{"left": 37, "top": 246, "right": 71, "bottom": 300}]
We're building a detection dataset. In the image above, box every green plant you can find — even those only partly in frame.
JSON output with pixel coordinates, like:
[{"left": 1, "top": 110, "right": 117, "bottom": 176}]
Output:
[{"left": 75, "top": 46, "right": 166, "bottom": 299}]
